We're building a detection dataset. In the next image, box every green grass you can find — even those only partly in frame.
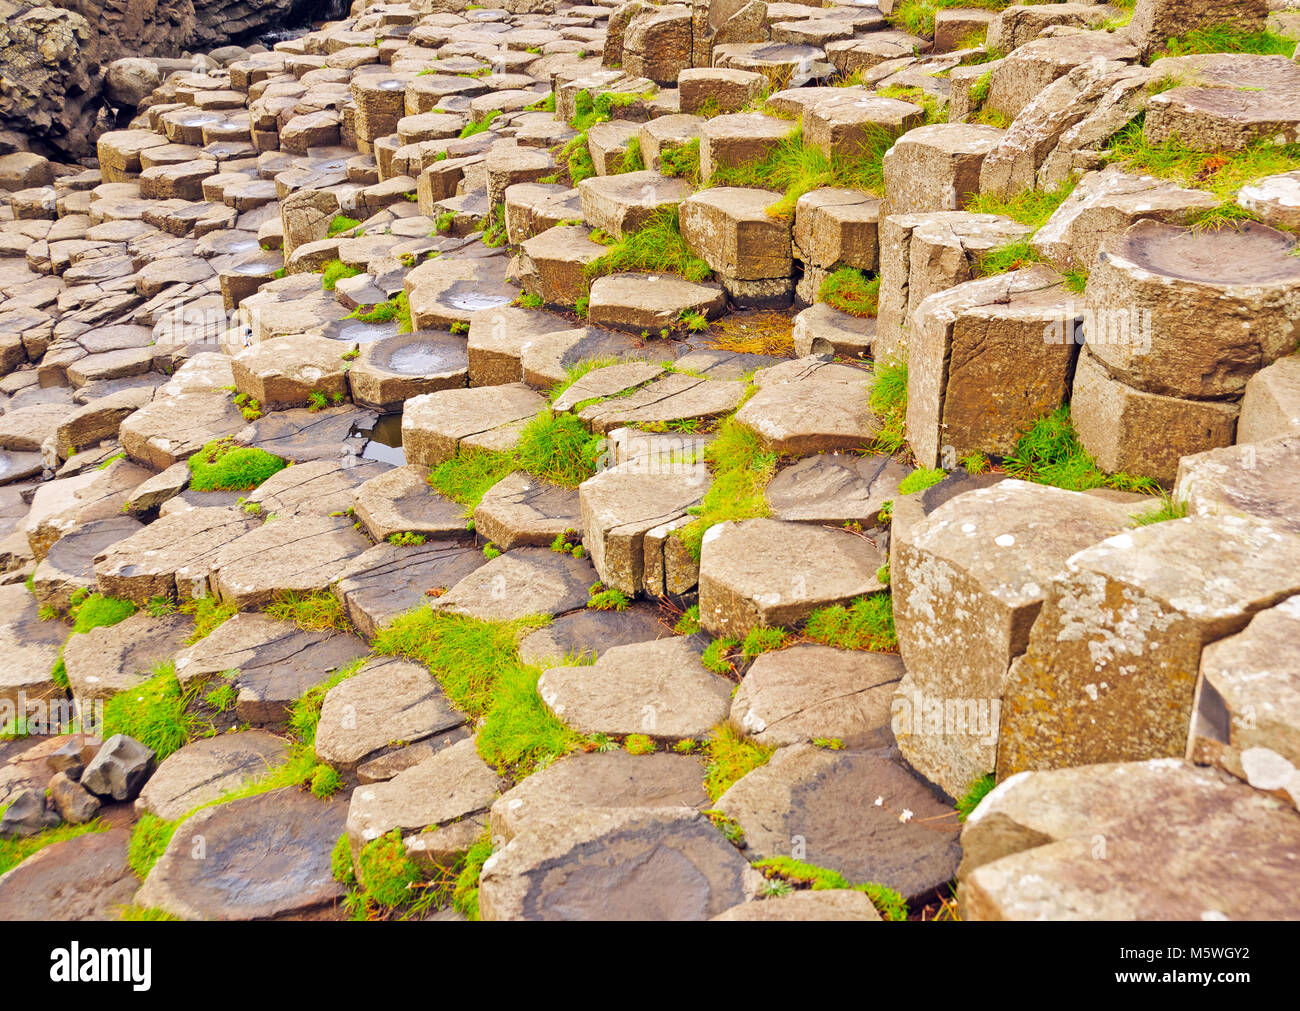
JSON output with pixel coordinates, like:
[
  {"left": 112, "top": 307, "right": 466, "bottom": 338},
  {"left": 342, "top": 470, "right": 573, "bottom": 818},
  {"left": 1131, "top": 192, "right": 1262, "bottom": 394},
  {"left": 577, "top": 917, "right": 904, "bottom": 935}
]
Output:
[
  {"left": 804, "top": 593, "right": 897, "bottom": 652},
  {"left": 102, "top": 661, "right": 214, "bottom": 763},
  {"left": 179, "top": 595, "right": 238, "bottom": 643},
  {"left": 703, "top": 724, "right": 776, "bottom": 801},
  {"left": 1104, "top": 118, "right": 1300, "bottom": 202},
  {"left": 975, "top": 240, "right": 1046, "bottom": 277},
  {"left": 514, "top": 411, "right": 605, "bottom": 487},
  {"left": 675, "top": 418, "right": 776, "bottom": 562},
  {"left": 709, "top": 125, "right": 892, "bottom": 220},
  {"left": 71, "top": 592, "right": 137, "bottom": 634},
  {"left": 620, "top": 136, "right": 644, "bottom": 173},
  {"left": 372, "top": 609, "right": 577, "bottom": 778},
  {"left": 453, "top": 833, "right": 494, "bottom": 920},
  {"left": 741, "top": 625, "right": 790, "bottom": 658},
  {"left": 819, "top": 267, "right": 880, "bottom": 317},
  {"left": 587, "top": 583, "right": 631, "bottom": 612},
  {"left": 585, "top": 208, "right": 713, "bottom": 284},
  {"left": 1186, "top": 202, "right": 1261, "bottom": 231},
  {"left": 1003, "top": 406, "right": 1160, "bottom": 493},
  {"left": 897, "top": 466, "right": 946, "bottom": 496},
  {"left": 956, "top": 773, "right": 996, "bottom": 821},
  {"left": 1159, "top": 25, "right": 1296, "bottom": 59},
  {"left": 1131, "top": 493, "right": 1189, "bottom": 526},
  {"left": 328, "top": 215, "right": 361, "bottom": 238},
  {"left": 459, "top": 109, "right": 501, "bottom": 138},
  {"left": 356, "top": 830, "right": 425, "bottom": 909},
  {"left": 429, "top": 411, "right": 605, "bottom": 515},
  {"left": 1063, "top": 269, "right": 1088, "bottom": 293},
  {"left": 347, "top": 291, "right": 413, "bottom": 332},
  {"left": 751, "top": 856, "right": 909, "bottom": 921},
  {"left": 188, "top": 438, "right": 287, "bottom": 492},
  {"left": 659, "top": 137, "right": 701, "bottom": 185},
  {"left": 969, "top": 67, "right": 994, "bottom": 110},
  {"left": 701, "top": 637, "right": 739, "bottom": 675},
  {"left": 525, "top": 93, "right": 555, "bottom": 113},
  {"left": 966, "top": 179, "right": 1076, "bottom": 230},
  {"left": 886, "top": 0, "right": 1012, "bottom": 38},
  {"left": 674, "top": 604, "right": 701, "bottom": 635},
  {"left": 263, "top": 590, "right": 350, "bottom": 632},
  {"left": 321, "top": 259, "right": 361, "bottom": 291},
  {"left": 1, "top": 817, "right": 108, "bottom": 876},
  {"left": 128, "top": 813, "right": 177, "bottom": 877},
  {"left": 428, "top": 449, "right": 519, "bottom": 516},
  {"left": 482, "top": 203, "right": 507, "bottom": 248},
  {"left": 117, "top": 905, "right": 182, "bottom": 921},
  {"left": 867, "top": 359, "right": 908, "bottom": 455}
]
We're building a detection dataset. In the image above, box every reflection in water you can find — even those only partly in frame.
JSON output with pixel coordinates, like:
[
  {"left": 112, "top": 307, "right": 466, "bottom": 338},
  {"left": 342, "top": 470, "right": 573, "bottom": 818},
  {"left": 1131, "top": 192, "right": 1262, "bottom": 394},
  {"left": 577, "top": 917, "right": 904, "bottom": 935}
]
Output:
[{"left": 352, "top": 412, "right": 406, "bottom": 466}]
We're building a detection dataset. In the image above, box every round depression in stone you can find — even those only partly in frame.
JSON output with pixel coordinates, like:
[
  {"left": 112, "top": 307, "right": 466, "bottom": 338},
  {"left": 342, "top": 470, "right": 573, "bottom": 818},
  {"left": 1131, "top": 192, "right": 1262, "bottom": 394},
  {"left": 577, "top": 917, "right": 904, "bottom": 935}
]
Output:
[
  {"left": 1116, "top": 220, "right": 1300, "bottom": 285},
  {"left": 319, "top": 318, "right": 403, "bottom": 343},
  {"left": 366, "top": 331, "right": 469, "bottom": 375}
]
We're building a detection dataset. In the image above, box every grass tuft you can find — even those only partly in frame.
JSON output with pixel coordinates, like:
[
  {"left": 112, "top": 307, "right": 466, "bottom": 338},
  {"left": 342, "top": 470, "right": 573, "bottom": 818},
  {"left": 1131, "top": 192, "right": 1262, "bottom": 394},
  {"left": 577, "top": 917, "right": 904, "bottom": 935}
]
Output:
[
  {"left": 585, "top": 208, "right": 712, "bottom": 284},
  {"left": 819, "top": 267, "right": 880, "bottom": 317},
  {"left": 675, "top": 418, "right": 776, "bottom": 562},
  {"left": 372, "top": 609, "right": 577, "bottom": 778},
  {"left": 867, "top": 359, "right": 908, "bottom": 455},
  {"left": 263, "top": 590, "right": 350, "bottom": 632},
  {"left": 102, "top": 661, "right": 214, "bottom": 763},
  {"left": 1104, "top": 118, "right": 1300, "bottom": 202},
  {"left": 1003, "top": 406, "right": 1160, "bottom": 493},
  {"left": 752, "top": 856, "right": 909, "bottom": 921},
  {"left": 804, "top": 593, "right": 896, "bottom": 652},
  {"left": 709, "top": 125, "right": 891, "bottom": 220},
  {"left": 956, "top": 773, "right": 996, "bottom": 821},
  {"left": 188, "top": 438, "right": 287, "bottom": 492},
  {"left": 966, "top": 179, "right": 1076, "bottom": 230},
  {"left": 703, "top": 723, "right": 776, "bottom": 801}
]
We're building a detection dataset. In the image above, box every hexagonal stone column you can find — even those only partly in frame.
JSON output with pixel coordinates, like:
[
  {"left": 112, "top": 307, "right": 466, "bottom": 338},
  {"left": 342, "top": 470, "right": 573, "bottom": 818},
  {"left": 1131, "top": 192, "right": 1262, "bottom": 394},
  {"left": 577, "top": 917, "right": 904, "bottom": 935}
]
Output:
[
  {"left": 1071, "top": 348, "right": 1239, "bottom": 484},
  {"left": 997, "top": 515, "right": 1300, "bottom": 778},
  {"left": 1190, "top": 595, "right": 1300, "bottom": 809},
  {"left": 678, "top": 186, "right": 793, "bottom": 306},
  {"left": 1175, "top": 436, "right": 1300, "bottom": 535},
  {"left": 882, "top": 123, "right": 1004, "bottom": 215},
  {"left": 875, "top": 211, "right": 1031, "bottom": 363},
  {"left": 231, "top": 334, "right": 352, "bottom": 411},
  {"left": 678, "top": 67, "right": 766, "bottom": 114},
  {"left": 734, "top": 358, "right": 878, "bottom": 455},
  {"left": 891, "top": 479, "right": 1137, "bottom": 798},
  {"left": 1238, "top": 356, "right": 1300, "bottom": 443},
  {"left": 578, "top": 170, "right": 692, "bottom": 239},
  {"left": 698, "top": 518, "right": 886, "bottom": 640},
  {"left": 958, "top": 759, "right": 1300, "bottom": 920},
  {"left": 804, "top": 93, "right": 925, "bottom": 160},
  {"left": 478, "top": 807, "right": 751, "bottom": 921},
  {"left": 713, "top": 744, "right": 961, "bottom": 902},
  {"left": 538, "top": 637, "right": 732, "bottom": 740},
  {"left": 698, "top": 112, "right": 791, "bottom": 183},
  {"left": 906, "top": 265, "right": 1080, "bottom": 468},
  {"left": 579, "top": 460, "right": 710, "bottom": 595},
  {"left": 401, "top": 383, "right": 545, "bottom": 466},
  {"left": 1087, "top": 220, "right": 1300, "bottom": 401}
]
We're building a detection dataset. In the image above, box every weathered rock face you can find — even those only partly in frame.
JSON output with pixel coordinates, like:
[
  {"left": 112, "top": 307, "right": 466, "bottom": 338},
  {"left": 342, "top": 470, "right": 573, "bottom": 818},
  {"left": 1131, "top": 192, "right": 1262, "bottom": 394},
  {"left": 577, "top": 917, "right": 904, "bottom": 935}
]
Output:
[
  {"left": 892, "top": 480, "right": 1138, "bottom": 799},
  {"left": 959, "top": 759, "right": 1300, "bottom": 920},
  {"left": 997, "top": 516, "right": 1300, "bottom": 778},
  {"left": 0, "top": 4, "right": 106, "bottom": 159},
  {"left": 57, "top": 0, "right": 328, "bottom": 64}
]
